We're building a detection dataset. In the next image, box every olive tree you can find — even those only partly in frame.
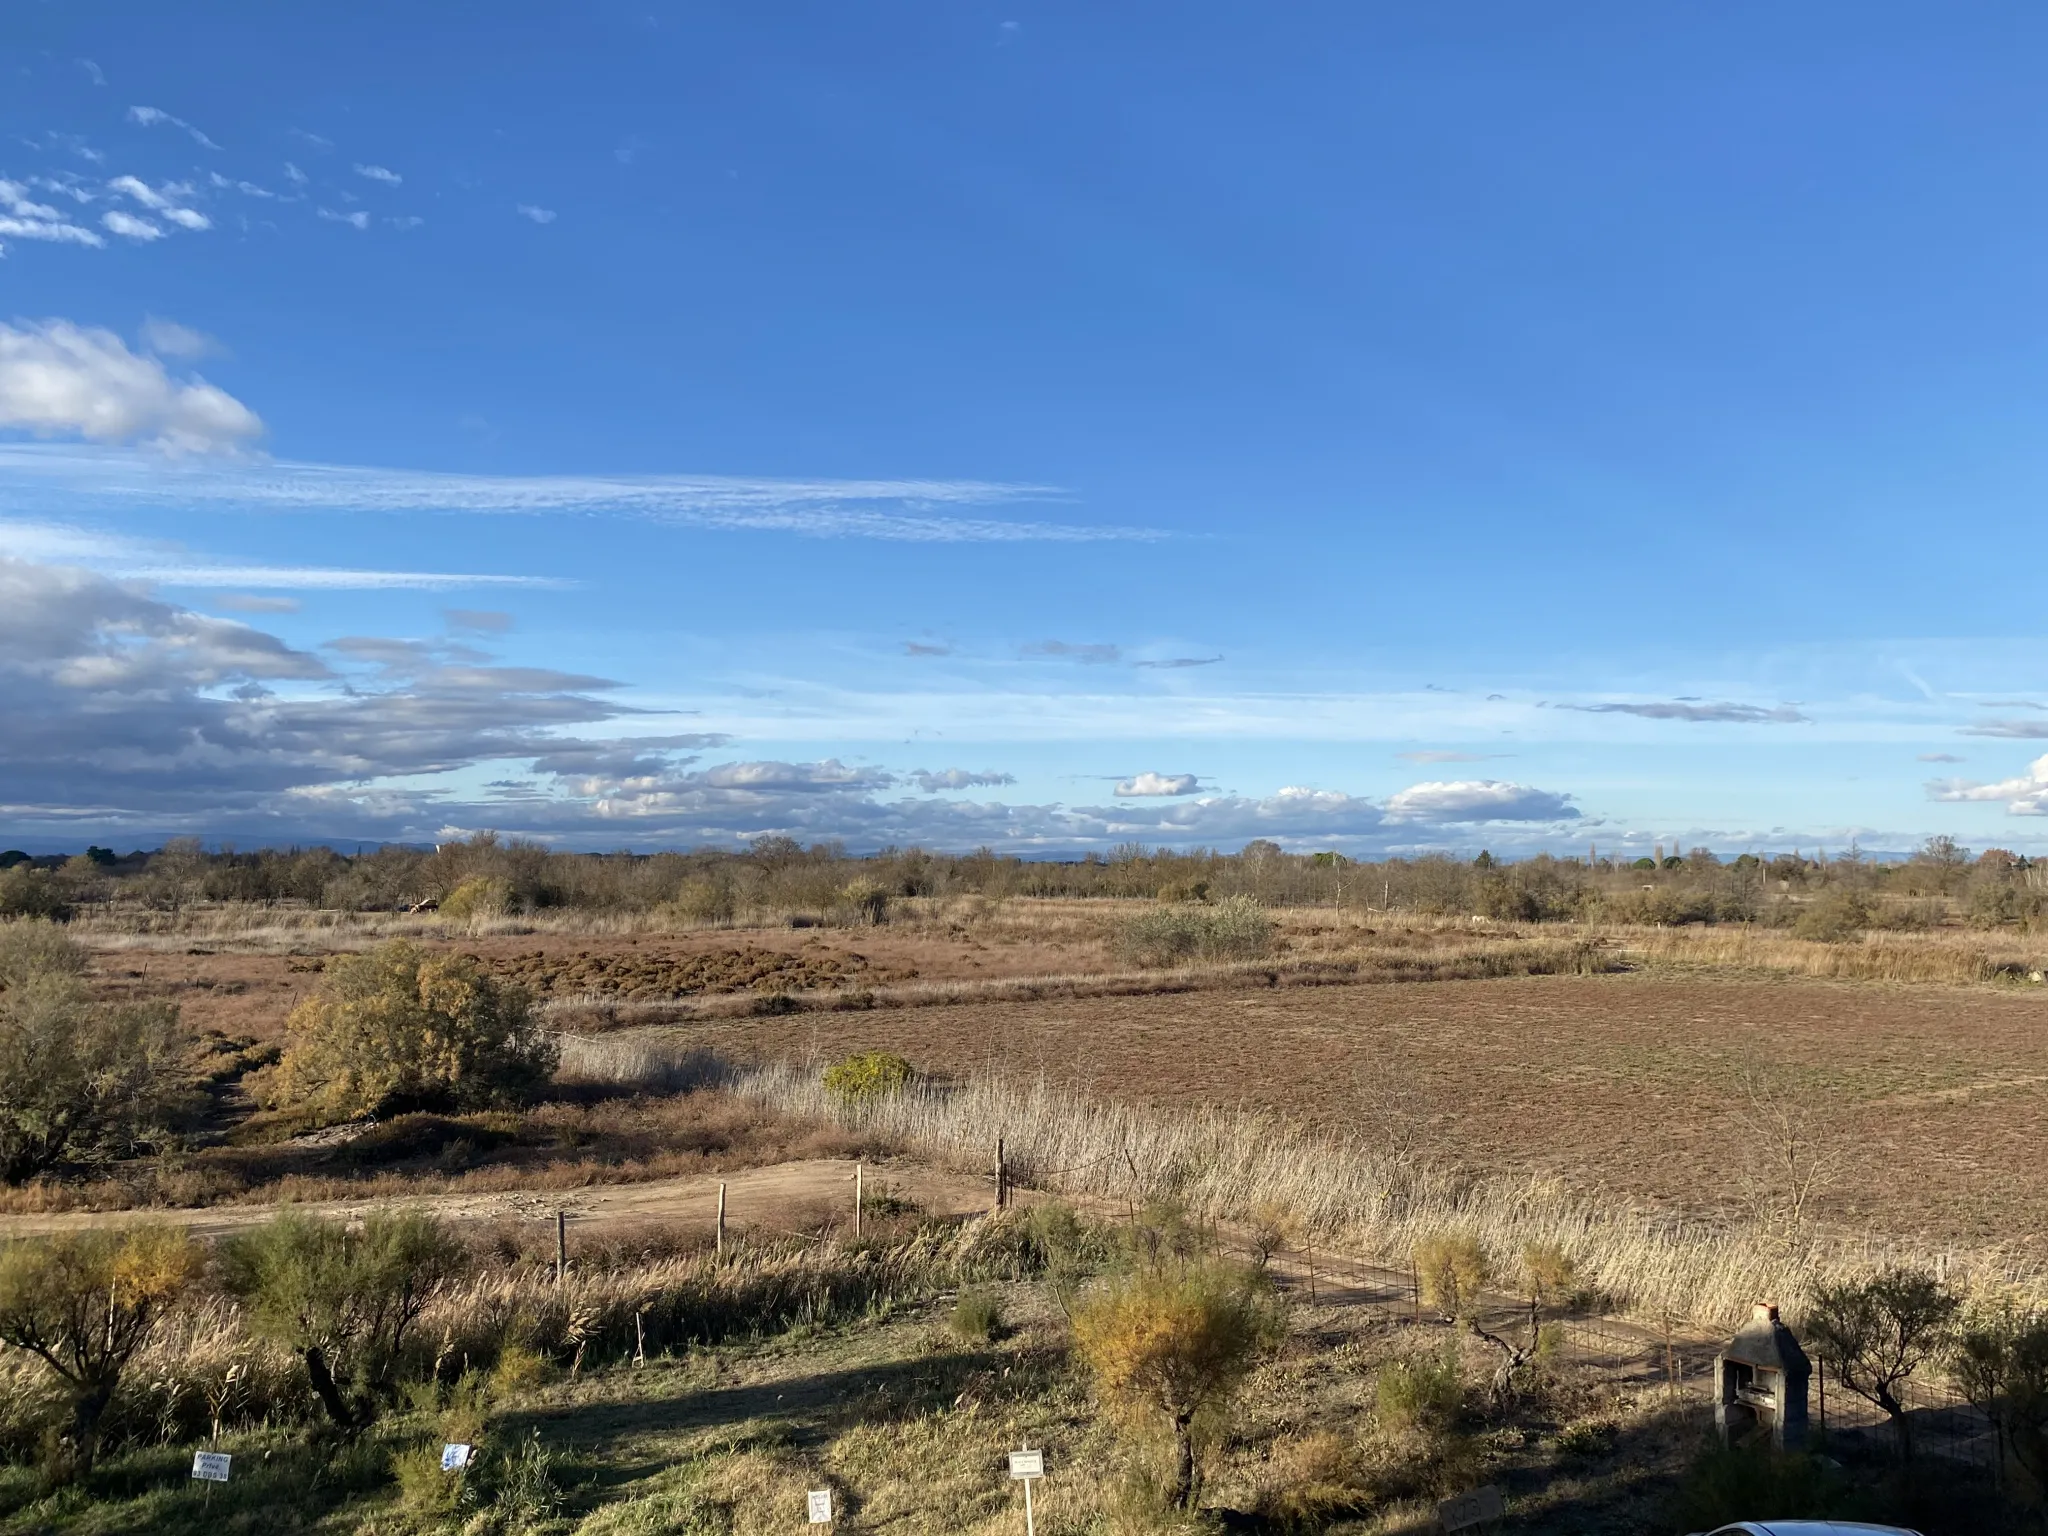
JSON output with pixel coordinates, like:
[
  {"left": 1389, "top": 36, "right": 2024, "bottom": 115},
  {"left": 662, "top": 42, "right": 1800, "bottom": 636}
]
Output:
[
  {"left": 223, "top": 1208, "right": 463, "bottom": 1429},
  {"left": 273, "top": 940, "right": 556, "bottom": 1122},
  {"left": 0, "top": 1226, "right": 202, "bottom": 1474},
  {"left": 1804, "top": 1268, "right": 1959, "bottom": 1461},
  {"left": 1071, "top": 1259, "right": 1284, "bottom": 1510}
]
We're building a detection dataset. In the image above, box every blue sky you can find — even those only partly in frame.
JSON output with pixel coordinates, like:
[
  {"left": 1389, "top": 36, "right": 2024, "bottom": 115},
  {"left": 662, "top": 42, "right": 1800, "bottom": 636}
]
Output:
[{"left": 5, "top": 3, "right": 2048, "bottom": 855}]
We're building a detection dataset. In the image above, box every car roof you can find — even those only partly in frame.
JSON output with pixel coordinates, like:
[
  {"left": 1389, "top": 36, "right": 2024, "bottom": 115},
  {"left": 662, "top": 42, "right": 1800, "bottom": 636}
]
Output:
[{"left": 1704, "top": 1523, "right": 1924, "bottom": 1536}]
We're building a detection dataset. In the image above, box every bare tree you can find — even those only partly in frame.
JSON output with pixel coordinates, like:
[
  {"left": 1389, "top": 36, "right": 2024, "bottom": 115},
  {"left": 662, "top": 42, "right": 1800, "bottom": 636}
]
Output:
[{"left": 1731, "top": 1059, "right": 1843, "bottom": 1242}]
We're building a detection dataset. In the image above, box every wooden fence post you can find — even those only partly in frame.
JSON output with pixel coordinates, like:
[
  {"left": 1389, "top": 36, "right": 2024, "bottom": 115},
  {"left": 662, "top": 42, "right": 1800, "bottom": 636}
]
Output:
[
  {"left": 555, "top": 1209, "right": 567, "bottom": 1284},
  {"left": 995, "top": 1135, "right": 1007, "bottom": 1211},
  {"left": 854, "top": 1162, "right": 863, "bottom": 1240}
]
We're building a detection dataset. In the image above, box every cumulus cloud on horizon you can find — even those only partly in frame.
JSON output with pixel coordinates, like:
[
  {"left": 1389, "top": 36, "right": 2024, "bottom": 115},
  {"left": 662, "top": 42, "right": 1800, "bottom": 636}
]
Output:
[
  {"left": 1115, "top": 772, "right": 1200, "bottom": 797},
  {"left": 1927, "top": 755, "right": 2048, "bottom": 815},
  {"left": 0, "top": 554, "right": 1592, "bottom": 852}
]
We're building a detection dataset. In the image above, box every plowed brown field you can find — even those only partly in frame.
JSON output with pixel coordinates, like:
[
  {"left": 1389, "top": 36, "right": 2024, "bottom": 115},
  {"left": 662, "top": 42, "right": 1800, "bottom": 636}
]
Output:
[{"left": 670, "top": 971, "right": 2048, "bottom": 1248}]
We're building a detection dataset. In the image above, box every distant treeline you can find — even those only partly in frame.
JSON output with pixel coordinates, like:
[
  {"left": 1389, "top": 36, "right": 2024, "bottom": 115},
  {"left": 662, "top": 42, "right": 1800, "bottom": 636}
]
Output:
[{"left": 1, "top": 833, "right": 2043, "bottom": 930}]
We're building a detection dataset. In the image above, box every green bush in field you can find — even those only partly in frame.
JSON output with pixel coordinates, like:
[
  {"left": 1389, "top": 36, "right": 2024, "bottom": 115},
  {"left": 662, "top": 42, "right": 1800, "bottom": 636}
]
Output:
[
  {"left": 0, "top": 923, "right": 193, "bottom": 1184},
  {"left": 1117, "top": 895, "right": 1274, "bottom": 968},
  {"left": 273, "top": 940, "right": 556, "bottom": 1122},
  {"left": 439, "top": 875, "right": 511, "bottom": 923},
  {"left": 223, "top": 1208, "right": 465, "bottom": 1429},
  {"left": 822, "top": 1050, "right": 914, "bottom": 1103}
]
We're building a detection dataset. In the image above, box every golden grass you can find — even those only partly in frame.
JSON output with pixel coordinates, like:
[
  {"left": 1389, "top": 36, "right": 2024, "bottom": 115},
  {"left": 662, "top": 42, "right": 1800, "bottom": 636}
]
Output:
[{"left": 538, "top": 1043, "right": 2045, "bottom": 1335}]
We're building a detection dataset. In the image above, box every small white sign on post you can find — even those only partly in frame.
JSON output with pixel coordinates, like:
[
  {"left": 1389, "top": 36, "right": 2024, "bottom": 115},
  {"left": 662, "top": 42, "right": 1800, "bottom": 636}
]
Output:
[
  {"left": 190, "top": 1451, "right": 232, "bottom": 1483},
  {"left": 1437, "top": 1484, "right": 1506, "bottom": 1532},
  {"left": 441, "top": 1443, "right": 474, "bottom": 1472},
  {"left": 806, "top": 1487, "right": 834, "bottom": 1524},
  {"left": 1008, "top": 1445, "right": 1045, "bottom": 1536}
]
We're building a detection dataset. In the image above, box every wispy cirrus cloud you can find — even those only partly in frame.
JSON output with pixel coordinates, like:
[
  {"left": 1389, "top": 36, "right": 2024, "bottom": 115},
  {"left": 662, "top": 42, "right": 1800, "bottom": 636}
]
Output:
[
  {"left": 0, "top": 179, "right": 104, "bottom": 250},
  {"left": 126, "top": 105, "right": 220, "bottom": 150},
  {"left": 1961, "top": 719, "right": 2048, "bottom": 739},
  {"left": 1559, "top": 699, "right": 1809, "bottom": 724},
  {"left": 353, "top": 163, "right": 402, "bottom": 185},
  {"left": 1026, "top": 639, "right": 1123, "bottom": 663},
  {"left": 0, "top": 444, "right": 1157, "bottom": 543},
  {"left": 1134, "top": 655, "right": 1223, "bottom": 669},
  {"left": 517, "top": 204, "right": 557, "bottom": 224}
]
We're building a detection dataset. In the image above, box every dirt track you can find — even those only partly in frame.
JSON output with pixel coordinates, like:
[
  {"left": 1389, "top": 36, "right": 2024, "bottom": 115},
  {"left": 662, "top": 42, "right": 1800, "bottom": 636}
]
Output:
[{"left": 0, "top": 1158, "right": 1005, "bottom": 1244}]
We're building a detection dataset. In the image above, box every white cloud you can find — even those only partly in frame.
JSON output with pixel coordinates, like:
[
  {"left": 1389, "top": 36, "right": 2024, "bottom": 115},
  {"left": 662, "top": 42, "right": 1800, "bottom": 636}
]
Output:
[
  {"left": 139, "top": 318, "right": 218, "bottom": 360},
  {"left": 1382, "top": 779, "right": 1578, "bottom": 823},
  {"left": 0, "top": 444, "right": 1153, "bottom": 543},
  {"left": 0, "top": 179, "right": 104, "bottom": 249},
  {"left": 78, "top": 58, "right": 106, "bottom": 87},
  {"left": 353, "top": 163, "right": 402, "bottom": 185},
  {"left": 388, "top": 215, "right": 424, "bottom": 230},
  {"left": 284, "top": 162, "right": 308, "bottom": 185},
  {"left": 317, "top": 207, "right": 370, "bottom": 230},
  {"left": 212, "top": 594, "right": 301, "bottom": 614},
  {"left": 0, "top": 517, "right": 562, "bottom": 591},
  {"left": 125, "top": 106, "right": 220, "bottom": 150},
  {"left": 1927, "top": 755, "right": 2048, "bottom": 814},
  {"left": 516, "top": 204, "right": 557, "bottom": 224},
  {"left": 1115, "top": 771, "right": 1200, "bottom": 797},
  {"left": 101, "top": 210, "right": 162, "bottom": 241},
  {"left": 0, "top": 321, "right": 263, "bottom": 452}
]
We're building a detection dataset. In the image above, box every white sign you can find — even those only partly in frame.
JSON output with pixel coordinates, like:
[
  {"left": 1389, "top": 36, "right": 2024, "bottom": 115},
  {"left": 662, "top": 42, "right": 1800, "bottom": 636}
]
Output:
[
  {"left": 1007, "top": 1448, "right": 1044, "bottom": 1480},
  {"left": 441, "top": 1443, "right": 473, "bottom": 1472},
  {"left": 806, "top": 1488, "right": 833, "bottom": 1524},
  {"left": 190, "top": 1451, "right": 232, "bottom": 1483},
  {"left": 1437, "top": 1484, "right": 1505, "bottom": 1531}
]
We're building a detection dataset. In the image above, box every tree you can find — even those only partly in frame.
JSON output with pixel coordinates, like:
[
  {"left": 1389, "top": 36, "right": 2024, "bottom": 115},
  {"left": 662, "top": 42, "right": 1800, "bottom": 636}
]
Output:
[
  {"left": 1731, "top": 1061, "right": 1843, "bottom": 1242},
  {"left": 0, "top": 1226, "right": 202, "bottom": 1474},
  {"left": 1414, "top": 1232, "right": 1540, "bottom": 1402},
  {"left": 1071, "top": 1259, "right": 1284, "bottom": 1509},
  {"left": 224, "top": 1208, "right": 464, "bottom": 1429},
  {"left": 273, "top": 940, "right": 556, "bottom": 1122},
  {"left": 1954, "top": 1302, "right": 2048, "bottom": 1498},
  {"left": 1803, "top": 1268, "right": 1959, "bottom": 1461},
  {"left": 0, "top": 936, "right": 192, "bottom": 1184}
]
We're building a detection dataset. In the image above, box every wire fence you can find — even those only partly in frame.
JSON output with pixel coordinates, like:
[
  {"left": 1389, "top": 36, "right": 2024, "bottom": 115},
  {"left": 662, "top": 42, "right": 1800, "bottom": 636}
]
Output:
[{"left": 1240, "top": 1234, "right": 2007, "bottom": 1471}]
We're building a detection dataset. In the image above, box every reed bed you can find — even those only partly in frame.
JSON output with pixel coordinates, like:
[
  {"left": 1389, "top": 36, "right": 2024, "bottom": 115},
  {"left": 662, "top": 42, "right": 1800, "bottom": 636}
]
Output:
[
  {"left": 627, "top": 1048, "right": 2047, "bottom": 1334},
  {"left": 1624, "top": 923, "right": 2048, "bottom": 986}
]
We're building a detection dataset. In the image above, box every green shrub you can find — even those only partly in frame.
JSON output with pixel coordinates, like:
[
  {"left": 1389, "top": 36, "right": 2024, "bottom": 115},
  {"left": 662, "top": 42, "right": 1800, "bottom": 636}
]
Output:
[
  {"left": 0, "top": 971, "right": 192, "bottom": 1183},
  {"left": 1117, "top": 895, "right": 1274, "bottom": 968},
  {"left": 837, "top": 877, "right": 890, "bottom": 926},
  {"left": 1792, "top": 890, "right": 1874, "bottom": 942},
  {"left": 822, "top": 1050, "right": 913, "bottom": 1103},
  {"left": 0, "top": 868, "right": 72, "bottom": 924},
  {"left": 440, "top": 876, "right": 511, "bottom": 923},
  {"left": 223, "top": 1208, "right": 465, "bottom": 1428},
  {"left": 272, "top": 940, "right": 556, "bottom": 1122},
  {"left": 1374, "top": 1344, "right": 1464, "bottom": 1434},
  {"left": 0, "top": 921, "right": 86, "bottom": 989},
  {"left": 1414, "top": 1232, "right": 1488, "bottom": 1320},
  {"left": 665, "top": 877, "right": 737, "bottom": 925},
  {"left": 947, "top": 1289, "right": 1004, "bottom": 1344}
]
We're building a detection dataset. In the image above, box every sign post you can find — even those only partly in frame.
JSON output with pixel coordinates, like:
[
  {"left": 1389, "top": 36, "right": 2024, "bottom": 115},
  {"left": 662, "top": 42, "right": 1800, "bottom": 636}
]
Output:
[
  {"left": 1008, "top": 1443, "right": 1045, "bottom": 1536},
  {"left": 806, "top": 1488, "right": 833, "bottom": 1526},
  {"left": 1437, "top": 1484, "right": 1506, "bottom": 1532},
  {"left": 191, "top": 1450, "right": 230, "bottom": 1507}
]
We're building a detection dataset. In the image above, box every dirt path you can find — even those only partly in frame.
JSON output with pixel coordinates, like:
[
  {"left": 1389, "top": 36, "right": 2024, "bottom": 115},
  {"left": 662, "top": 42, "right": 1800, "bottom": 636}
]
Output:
[{"left": 0, "top": 1157, "right": 1003, "bottom": 1244}]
